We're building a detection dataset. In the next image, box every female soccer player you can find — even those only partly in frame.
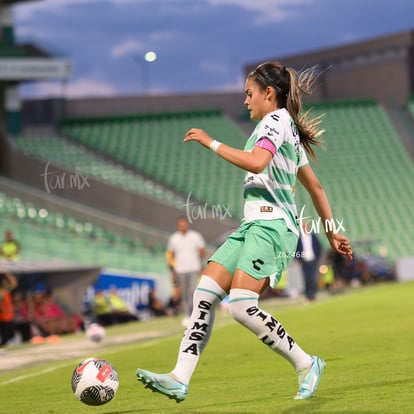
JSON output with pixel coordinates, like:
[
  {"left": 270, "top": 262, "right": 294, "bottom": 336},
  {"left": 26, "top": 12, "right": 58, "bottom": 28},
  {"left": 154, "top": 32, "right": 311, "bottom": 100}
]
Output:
[{"left": 137, "top": 61, "right": 353, "bottom": 402}]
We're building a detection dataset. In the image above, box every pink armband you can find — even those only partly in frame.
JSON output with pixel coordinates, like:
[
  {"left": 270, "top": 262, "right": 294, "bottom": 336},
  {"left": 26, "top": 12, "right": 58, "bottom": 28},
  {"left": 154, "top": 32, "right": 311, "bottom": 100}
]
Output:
[{"left": 255, "top": 137, "right": 276, "bottom": 155}]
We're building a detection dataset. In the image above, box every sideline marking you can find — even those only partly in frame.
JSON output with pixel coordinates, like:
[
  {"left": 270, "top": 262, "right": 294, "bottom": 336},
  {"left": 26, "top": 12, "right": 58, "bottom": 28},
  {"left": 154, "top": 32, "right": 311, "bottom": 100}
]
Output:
[
  {"left": 0, "top": 363, "right": 71, "bottom": 386},
  {"left": 0, "top": 337, "right": 165, "bottom": 386},
  {"left": 0, "top": 329, "right": 199, "bottom": 386}
]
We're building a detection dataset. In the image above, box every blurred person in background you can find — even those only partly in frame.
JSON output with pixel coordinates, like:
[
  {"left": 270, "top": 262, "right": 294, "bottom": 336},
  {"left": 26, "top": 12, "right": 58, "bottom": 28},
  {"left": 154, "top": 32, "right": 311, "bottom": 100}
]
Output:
[
  {"left": 107, "top": 286, "right": 139, "bottom": 324},
  {"left": 90, "top": 289, "right": 114, "bottom": 326},
  {"left": 296, "top": 222, "right": 322, "bottom": 302},
  {"left": 0, "top": 272, "right": 18, "bottom": 349},
  {"left": 166, "top": 217, "right": 206, "bottom": 327},
  {"left": 165, "top": 251, "right": 181, "bottom": 316},
  {"left": 12, "top": 291, "right": 33, "bottom": 343},
  {"left": 26, "top": 285, "right": 82, "bottom": 339},
  {"left": 1, "top": 230, "right": 20, "bottom": 261}
]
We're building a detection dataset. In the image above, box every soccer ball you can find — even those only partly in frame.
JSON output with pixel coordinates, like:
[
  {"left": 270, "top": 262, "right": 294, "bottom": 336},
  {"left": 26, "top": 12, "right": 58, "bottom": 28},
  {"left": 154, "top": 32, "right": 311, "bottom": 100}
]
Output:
[
  {"left": 86, "top": 323, "right": 106, "bottom": 342},
  {"left": 71, "top": 357, "right": 119, "bottom": 406}
]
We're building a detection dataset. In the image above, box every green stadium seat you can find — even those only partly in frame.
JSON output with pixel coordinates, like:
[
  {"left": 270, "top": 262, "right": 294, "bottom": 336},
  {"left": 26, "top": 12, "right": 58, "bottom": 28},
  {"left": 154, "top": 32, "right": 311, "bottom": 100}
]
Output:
[
  {"left": 61, "top": 110, "right": 246, "bottom": 216},
  {"left": 12, "top": 134, "right": 187, "bottom": 206},
  {"left": 0, "top": 191, "right": 166, "bottom": 273}
]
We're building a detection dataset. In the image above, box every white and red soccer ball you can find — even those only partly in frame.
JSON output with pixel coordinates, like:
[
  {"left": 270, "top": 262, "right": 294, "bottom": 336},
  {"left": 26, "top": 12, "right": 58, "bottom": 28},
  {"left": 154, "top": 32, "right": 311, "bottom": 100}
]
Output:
[
  {"left": 71, "top": 357, "right": 119, "bottom": 406},
  {"left": 86, "top": 323, "right": 106, "bottom": 343}
]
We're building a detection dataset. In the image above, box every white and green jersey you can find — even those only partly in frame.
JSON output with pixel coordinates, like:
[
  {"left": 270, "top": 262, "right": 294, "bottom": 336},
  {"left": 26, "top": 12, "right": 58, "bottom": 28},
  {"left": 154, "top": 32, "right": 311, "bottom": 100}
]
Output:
[{"left": 243, "top": 108, "right": 309, "bottom": 236}]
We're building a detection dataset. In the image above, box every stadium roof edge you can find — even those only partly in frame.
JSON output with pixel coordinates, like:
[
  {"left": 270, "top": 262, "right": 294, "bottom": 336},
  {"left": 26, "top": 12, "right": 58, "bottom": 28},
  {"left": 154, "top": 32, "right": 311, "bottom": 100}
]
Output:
[
  {"left": 245, "top": 29, "right": 414, "bottom": 70},
  {"left": 0, "top": 42, "right": 54, "bottom": 58}
]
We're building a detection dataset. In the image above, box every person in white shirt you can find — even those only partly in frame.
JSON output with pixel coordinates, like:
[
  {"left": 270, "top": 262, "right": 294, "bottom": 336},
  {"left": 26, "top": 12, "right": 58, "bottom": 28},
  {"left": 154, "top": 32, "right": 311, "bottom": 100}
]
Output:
[{"left": 166, "top": 217, "right": 206, "bottom": 326}]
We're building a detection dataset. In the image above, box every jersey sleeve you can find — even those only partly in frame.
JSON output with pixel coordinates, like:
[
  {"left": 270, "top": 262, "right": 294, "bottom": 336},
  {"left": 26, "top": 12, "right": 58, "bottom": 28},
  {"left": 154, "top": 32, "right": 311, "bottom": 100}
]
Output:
[{"left": 255, "top": 112, "right": 285, "bottom": 150}]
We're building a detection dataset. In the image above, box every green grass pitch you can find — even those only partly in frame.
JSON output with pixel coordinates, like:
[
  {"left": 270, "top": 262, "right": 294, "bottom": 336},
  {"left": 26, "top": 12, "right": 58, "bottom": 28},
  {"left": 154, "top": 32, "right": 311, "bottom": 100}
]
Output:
[{"left": 1, "top": 281, "right": 413, "bottom": 413}]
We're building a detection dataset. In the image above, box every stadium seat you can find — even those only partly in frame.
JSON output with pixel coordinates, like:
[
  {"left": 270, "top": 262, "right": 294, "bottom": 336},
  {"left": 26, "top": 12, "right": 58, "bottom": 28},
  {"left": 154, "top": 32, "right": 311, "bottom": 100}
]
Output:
[
  {"left": 12, "top": 134, "right": 186, "bottom": 207},
  {"left": 61, "top": 110, "right": 246, "bottom": 218},
  {"left": 0, "top": 191, "right": 167, "bottom": 273}
]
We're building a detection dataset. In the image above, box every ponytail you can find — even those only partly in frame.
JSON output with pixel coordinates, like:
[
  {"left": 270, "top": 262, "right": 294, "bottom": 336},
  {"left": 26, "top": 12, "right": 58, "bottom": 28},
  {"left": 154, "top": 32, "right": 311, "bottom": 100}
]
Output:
[{"left": 285, "top": 66, "right": 324, "bottom": 161}]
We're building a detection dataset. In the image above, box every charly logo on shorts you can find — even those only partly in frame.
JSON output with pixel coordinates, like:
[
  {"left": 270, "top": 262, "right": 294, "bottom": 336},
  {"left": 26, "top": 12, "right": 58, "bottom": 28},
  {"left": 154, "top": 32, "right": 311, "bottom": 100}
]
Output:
[{"left": 252, "top": 258, "right": 264, "bottom": 271}]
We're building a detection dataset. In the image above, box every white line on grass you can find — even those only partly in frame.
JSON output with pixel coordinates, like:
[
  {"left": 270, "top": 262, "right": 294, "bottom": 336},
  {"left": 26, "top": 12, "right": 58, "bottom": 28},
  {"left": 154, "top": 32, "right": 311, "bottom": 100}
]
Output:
[
  {"left": 0, "top": 362, "right": 75, "bottom": 386},
  {"left": 0, "top": 336, "right": 168, "bottom": 386}
]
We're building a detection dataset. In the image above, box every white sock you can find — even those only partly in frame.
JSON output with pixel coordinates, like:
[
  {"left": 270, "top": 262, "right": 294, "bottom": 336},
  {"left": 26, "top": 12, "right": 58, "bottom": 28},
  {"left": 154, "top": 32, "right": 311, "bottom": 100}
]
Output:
[
  {"left": 228, "top": 288, "right": 312, "bottom": 372},
  {"left": 171, "top": 275, "right": 226, "bottom": 384}
]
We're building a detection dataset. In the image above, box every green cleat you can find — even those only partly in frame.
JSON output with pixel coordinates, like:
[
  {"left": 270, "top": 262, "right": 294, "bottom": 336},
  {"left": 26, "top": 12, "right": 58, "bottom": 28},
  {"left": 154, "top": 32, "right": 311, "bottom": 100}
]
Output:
[
  {"left": 136, "top": 369, "right": 188, "bottom": 403},
  {"left": 294, "top": 356, "right": 326, "bottom": 400}
]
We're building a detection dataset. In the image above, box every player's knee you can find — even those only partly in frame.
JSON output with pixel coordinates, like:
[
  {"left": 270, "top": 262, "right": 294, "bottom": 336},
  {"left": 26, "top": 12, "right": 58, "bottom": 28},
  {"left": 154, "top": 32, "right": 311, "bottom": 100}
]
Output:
[
  {"left": 228, "top": 288, "right": 260, "bottom": 325},
  {"left": 228, "top": 299, "right": 248, "bottom": 324}
]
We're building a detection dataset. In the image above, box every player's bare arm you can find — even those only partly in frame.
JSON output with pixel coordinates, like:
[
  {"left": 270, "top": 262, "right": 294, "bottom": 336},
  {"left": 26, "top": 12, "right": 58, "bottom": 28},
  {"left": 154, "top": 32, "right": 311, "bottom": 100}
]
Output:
[
  {"left": 184, "top": 128, "right": 272, "bottom": 173},
  {"left": 297, "top": 164, "right": 353, "bottom": 259}
]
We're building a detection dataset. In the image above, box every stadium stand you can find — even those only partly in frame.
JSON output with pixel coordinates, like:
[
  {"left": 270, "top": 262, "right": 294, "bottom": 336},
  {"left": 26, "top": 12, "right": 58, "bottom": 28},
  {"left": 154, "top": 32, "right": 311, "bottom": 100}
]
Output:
[
  {"left": 0, "top": 190, "right": 167, "bottom": 272},
  {"left": 11, "top": 134, "right": 186, "bottom": 208},
  {"left": 61, "top": 110, "right": 246, "bottom": 219},
  {"left": 14, "top": 103, "right": 414, "bottom": 261},
  {"left": 294, "top": 99, "right": 414, "bottom": 260}
]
